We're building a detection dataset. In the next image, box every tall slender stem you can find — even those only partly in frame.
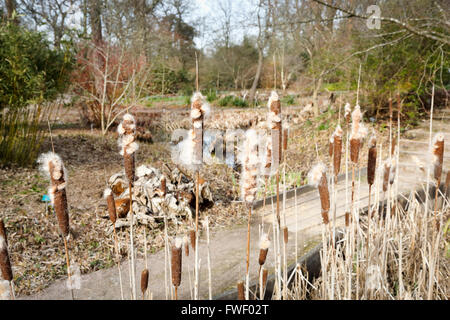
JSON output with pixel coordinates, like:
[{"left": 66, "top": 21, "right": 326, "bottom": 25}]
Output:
[
  {"left": 113, "top": 227, "right": 124, "bottom": 300},
  {"left": 63, "top": 237, "right": 74, "bottom": 300},
  {"left": 129, "top": 182, "right": 136, "bottom": 300}
]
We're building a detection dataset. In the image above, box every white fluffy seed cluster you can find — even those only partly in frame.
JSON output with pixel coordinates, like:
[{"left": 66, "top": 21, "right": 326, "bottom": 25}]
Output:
[
  {"left": 240, "top": 129, "right": 260, "bottom": 204},
  {"left": 0, "top": 280, "right": 10, "bottom": 300},
  {"left": 259, "top": 233, "right": 270, "bottom": 250},
  {"left": 350, "top": 105, "right": 368, "bottom": 142},
  {"left": 344, "top": 102, "right": 351, "bottom": 120},
  {"left": 190, "top": 92, "right": 211, "bottom": 123},
  {"left": 103, "top": 187, "right": 112, "bottom": 199},
  {"left": 308, "top": 162, "right": 327, "bottom": 188},
  {"left": 37, "top": 152, "right": 67, "bottom": 205},
  {"left": 118, "top": 113, "right": 139, "bottom": 156},
  {"left": 267, "top": 91, "right": 281, "bottom": 130},
  {"left": 0, "top": 235, "right": 6, "bottom": 251},
  {"left": 37, "top": 152, "right": 67, "bottom": 182}
]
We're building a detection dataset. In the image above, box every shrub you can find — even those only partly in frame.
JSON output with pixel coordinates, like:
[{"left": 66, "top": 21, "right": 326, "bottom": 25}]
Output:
[
  {"left": 218, "top": 95, "right": 248, "bottom": 107},
  {"left": 0, "top": 22, "right": 73, "bottom": 167},
  {"left": 281, "top": 95, "right": 296, "bottom": 106}
]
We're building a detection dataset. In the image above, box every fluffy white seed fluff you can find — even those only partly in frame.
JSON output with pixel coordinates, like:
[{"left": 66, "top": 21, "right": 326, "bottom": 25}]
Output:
[
  {"left": 0, "top": 234, "right": 6, "bottom": 251},
  {"left": 191, "top": 92, "right": 211, "bottom": 119},
  {"left": 123, "top": 113, "right": 135, "bottom": 122},
  {"left": 267, "top": 91, "right": 279, "bottom": 110},
  {"left": 37, "top": 152, "right": 67, "bottom": 182},
  {"left": 240, "top": 129, "right": 260, "bottom": 203},
  {"left": 103, "top": 187, "right": 112, "bottom": 199},
  {"left": 344, "top": 103, "right": 351, "bottom": 118},
  {"left": 117, "top": 123, "right": 125, "bottom": 135},
  {"left": 308, "top": 162, "right": 326, "bottom": 188},
  {"left": 174, "top": 129, "right": 200, "bottom": 171},
  {"left": 174, "top": 237, "right": 183, "bottom": 248},
  {"left": 0, "top": 280, "right": 10, "bottom": 300},
  {"left": 333, "top": 124, "right": 343, "bottom": 138},
  {"left": 259, "top": 233, "right": 270, "bottom": 250}
]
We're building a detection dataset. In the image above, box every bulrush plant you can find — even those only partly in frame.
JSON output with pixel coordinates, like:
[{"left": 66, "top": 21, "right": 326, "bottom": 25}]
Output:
[
  {"left": 432, "top": 132, "right": 445, "bottom": 229},
  {"left": 104, "top": 187, "right": 124, "bottom": 300},
  {"left": 38, "top": 152, "right": 76, "bottom": 299},
  {"left": 183, "top": 91, "right": 210, "bottom": 300},
  {"left": 308, "top": 163, "right": 330, "bottom": 226},
  {"left": 171, "top": 237, "right": 182, "bottom": 300},
  {"left": 258, "top": 232, "right": 270, "bottom": 299},
  {"left": 118, "top": 113, "right": 139, "bottom": 300},
  {"left": 239, "top": 129, "right": 260, "bottom": 300},
  {"left": 0, "top": 220, "right": 14, "bottom": 299},
  {"left": 141, "top": 268, "right": 149, "bottom": 300}
]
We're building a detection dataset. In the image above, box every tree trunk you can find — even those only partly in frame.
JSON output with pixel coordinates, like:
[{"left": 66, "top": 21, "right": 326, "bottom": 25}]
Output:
[
  {"left": 89, "top": 0, "right": 103, "bottom": 43},
  {"left": 5, "top": 0, "right": 18, "bottom": 24},
  {"left": 249, "top": 48, "right": 263, "bottom": 106},
  {"left": 312, "top": 77, "right": 323, "bottom": 117}
]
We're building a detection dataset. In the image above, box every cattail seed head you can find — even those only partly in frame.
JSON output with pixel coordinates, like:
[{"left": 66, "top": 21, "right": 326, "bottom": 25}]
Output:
[
  {"left": 344, "top": 103, "right": 351, "bottom": 123},
  {"left": 0, "top": 221, "right": 12, "bottom": 281},
  {"left": 282, "top": 123, "right": 289, "bottom": 151},
  {"left": 283, "top": 226, "right": 288, "bottom": 244},
  {"left": 141, "top": 268, "right": 149, "bottom": 295},
  {"left": 345, "top": 212, "right": 350, "bottom": 227},
  {"left": 189, "top": 229, "right": 196, "bottom": 251},
  {"left": 261, "top": 137, "right": 272, "bottom": 177},
  {"left": 367, "top": 135, "right": 377, "bottom": 186},
  {"left": 38, "top": 152, "right": 70, "bottom": 237},
  {"left": 383, "top": 160, "right": 391, "bottom": 192},
  {"left": 237, "top": 281, "right": 245, "bottom": 300},
  {"left": 258, "top": 233, "right": 270, "bottom": 266},
  {"left": 118, "top": 114, "right": 138, "bottom": 185},
  {"left": 268, "top": 91, "right": 282, "bottom": 164},
  {"left": 329, "top": 136, "right": 334, "bottom": 158},
  {"left": 171, "top": 237, "right": 183, "bottom": 287},
  {"left": 445, "top": 171, "right": 450, "bottom": 191},
  {"left": 190, "top": 92, "right": 210, "bottom": 169},
  {"left": 332, "top": 125, "right": 343, "bottom": 176},
  {"left": 104, "top": 188, "right": 117, "bottom": 224},
  {"left": 240, "top": 129, "right": 260, "bottom": 205},
  {"left": 432, "top": 133, "right": 444, "bottom": 182},
  {"left": 308, "top": 163, "right": 330, "bottom": 224},
  {"left": 183, "top": 236, "right": 189, "bottom": 257}
]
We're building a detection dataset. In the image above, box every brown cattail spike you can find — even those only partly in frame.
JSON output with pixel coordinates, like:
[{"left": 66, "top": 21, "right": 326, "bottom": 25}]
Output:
[
  {"left": 104, "top": 188, "right": 117, "bottom": 224},
  {"left": 345, "top": 212, "right": 350, "bottom": 227},
  {"left": 237, "top": 281, "right": 245, "bottom": 300},
  {"left": 283, "top": 227, "right": 288, "bottom": 244},
  {"left": 432, "top": 133, "right": 445, "bottom": 182},
  {"left": 332, "top": 125, "right": 343, "bottom": 176},
  {"left": 258, "top": 233, "right": 270, "bottom": 266},
  {"left": 262, "top": 268, "right": 268, "bottom": 291},
  {"left": 308, "top": 163, "right": 330, "bottom": 224},
  {"left": 118, "top": 114, "right": 138, "bottom": 185},
  {"left": 282, "top": 125, "right": 289, "bottom": 151},
  {"left": 171, "top": 238, "right": 182, "bottom": 288},
  {"left": 46, "top": 156, "right": 70, "bottom": 237},
  {"left": 367, "top": 135, "right": 377, "bottom": 186},
  {"left": 383, "top": 160, "right": 391, "bottom": 192},
  {"left": 141, "top": 268, "right": 149, "bottom": 296},
  {"left": 0, "top": 220, "right": 12, "bottom": 281},
  {"left": 189, "top": 229, "right": 196, "bottom": 252}
]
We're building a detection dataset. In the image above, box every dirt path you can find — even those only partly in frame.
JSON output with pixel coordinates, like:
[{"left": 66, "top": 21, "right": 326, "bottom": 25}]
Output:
[{"left": 21, "top": 115, "right": 449, "bottom": 300}]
